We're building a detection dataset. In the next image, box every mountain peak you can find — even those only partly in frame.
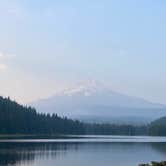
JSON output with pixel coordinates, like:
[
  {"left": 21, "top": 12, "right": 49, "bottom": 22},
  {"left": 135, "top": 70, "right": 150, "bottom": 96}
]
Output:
[
  {"left": 57, "top": 80, "right": 108, "bottom": 97},
  {"left": 79, "top": 79, "right": 104, "bottom": 88}
]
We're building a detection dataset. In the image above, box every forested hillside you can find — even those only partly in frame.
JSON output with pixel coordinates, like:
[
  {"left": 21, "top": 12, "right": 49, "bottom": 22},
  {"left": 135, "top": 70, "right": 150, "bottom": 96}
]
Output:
[
  {"left": 0, "top": 96, "right": 85, "bottom": 134},
  {"left": 149, "top": 117, "right": 166, "bottom": 136},
  {"left": 0, "top": 96, "right": 163, "bottom": 136}
]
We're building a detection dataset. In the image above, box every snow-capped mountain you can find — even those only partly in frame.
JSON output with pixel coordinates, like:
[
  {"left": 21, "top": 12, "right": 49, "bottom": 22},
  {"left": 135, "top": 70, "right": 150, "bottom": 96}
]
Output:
[{"left": 31, "top": 80, "right": 166, "bottom": 124}]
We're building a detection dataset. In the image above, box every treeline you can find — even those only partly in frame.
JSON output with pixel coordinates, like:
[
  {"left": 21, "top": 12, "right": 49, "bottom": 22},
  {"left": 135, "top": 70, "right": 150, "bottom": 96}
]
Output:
[
  {"left": 148, "top": 117, "right": 166, "bottom": 136},
  {"left": 0, "top": 96, "right": 165, "bottom": 136},
  {"left": 0, "top": 97, "right": 85, "bottom": 134},
  {"left": 85, "top": 123, "right": 147, "bottom": 135}
]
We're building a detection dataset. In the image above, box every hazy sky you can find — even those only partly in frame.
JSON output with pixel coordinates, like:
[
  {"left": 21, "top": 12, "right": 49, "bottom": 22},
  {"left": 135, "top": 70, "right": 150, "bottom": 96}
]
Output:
[{"left": 0, "top": 0, "right": 166, "bottom": 104}]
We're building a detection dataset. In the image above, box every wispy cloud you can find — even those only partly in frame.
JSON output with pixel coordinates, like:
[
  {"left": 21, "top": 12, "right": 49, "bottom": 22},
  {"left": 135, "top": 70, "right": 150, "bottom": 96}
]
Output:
[
  {"left": 0, "top": 64, "right": 7, "bottom": 71},
  {"left": 0, "top": 52, "right": 16, "bottom": 59},
  {"left": 0, "top": 52, "right": 16, "bottom": 71}
]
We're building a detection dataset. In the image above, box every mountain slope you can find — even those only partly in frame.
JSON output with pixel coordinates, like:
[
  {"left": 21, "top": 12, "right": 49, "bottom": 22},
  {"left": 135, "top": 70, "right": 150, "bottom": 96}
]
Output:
[{"left": 31, "top": 81, "right": 166, "bottom": 124}]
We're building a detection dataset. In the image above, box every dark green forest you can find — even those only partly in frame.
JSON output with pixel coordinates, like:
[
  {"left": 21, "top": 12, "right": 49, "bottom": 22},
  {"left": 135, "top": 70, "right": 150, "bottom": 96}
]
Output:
[
  {"left": 0, "top": 96, "right": 165, "bottom": 136},
  {"left": 149, "top": 117, "right": 166, "bottom": 136},
  {"left": 0, "top": 96, "right": 85, "bottom": 134}
]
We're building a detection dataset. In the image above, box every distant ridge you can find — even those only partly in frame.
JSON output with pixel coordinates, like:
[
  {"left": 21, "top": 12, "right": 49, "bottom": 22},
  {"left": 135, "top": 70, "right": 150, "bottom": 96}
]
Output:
[{"left": 31, "top": 80, "right": 166, "bottom": 124}]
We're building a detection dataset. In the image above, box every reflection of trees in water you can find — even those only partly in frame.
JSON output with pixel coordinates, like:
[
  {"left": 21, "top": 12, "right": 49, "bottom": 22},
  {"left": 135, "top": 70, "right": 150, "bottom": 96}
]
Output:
[
  {"left": 150, "top": 142, "right": 166, "bottom": 155},
  {"left": 0, "top": 151, "right": 35, "bottom": 166},
  {"left": 0, "top": 143, "right": 33, "bottom": 166},
  {"left": 1, "top": 142, "right": 166, "bottom": 166},
  {"left": 0, "top": 142, "right": 152, "bottom": 166},
  {"left": 0, "top": 142, "right": 80, "bottom": 166}
]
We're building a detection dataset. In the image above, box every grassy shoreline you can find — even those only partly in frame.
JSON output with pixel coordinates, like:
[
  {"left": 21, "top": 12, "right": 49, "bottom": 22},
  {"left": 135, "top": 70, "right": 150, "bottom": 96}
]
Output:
[
  {"left": 0, "top": 134, "right": 78, "bottom": 139},
  {"left": 0, "top": 134, "right": 97, "bottom": 140}
]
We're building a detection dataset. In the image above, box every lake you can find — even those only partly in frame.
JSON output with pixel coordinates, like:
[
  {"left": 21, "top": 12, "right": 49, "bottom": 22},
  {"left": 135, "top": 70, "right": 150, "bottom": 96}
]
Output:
[{"left": 0, "top": 136, "right": 166, "bottom": 166}]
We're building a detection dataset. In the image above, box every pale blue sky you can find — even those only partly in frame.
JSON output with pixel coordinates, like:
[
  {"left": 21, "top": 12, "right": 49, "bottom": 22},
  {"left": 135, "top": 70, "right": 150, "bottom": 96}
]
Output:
[{"left": 0, "top": 0, "right": 166, "bottom": 104}]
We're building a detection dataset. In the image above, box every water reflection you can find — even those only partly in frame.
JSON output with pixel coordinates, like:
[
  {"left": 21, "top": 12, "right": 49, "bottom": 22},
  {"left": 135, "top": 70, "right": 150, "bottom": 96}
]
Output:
[
  {"left": 0, "top": 142, "right": 80, "bottom": 166},
  {"left": 0, "top": 141, "right": 166, "bottom": 166},
  {"left": 150, "top": 142, "right": 166, "bottom": 154}
]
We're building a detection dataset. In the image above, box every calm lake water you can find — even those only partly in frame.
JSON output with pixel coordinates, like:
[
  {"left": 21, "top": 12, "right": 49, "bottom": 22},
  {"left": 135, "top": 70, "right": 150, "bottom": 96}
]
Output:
[{"left": 0, "top": 136, "right": 166, "bottom": 166}]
